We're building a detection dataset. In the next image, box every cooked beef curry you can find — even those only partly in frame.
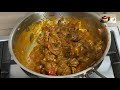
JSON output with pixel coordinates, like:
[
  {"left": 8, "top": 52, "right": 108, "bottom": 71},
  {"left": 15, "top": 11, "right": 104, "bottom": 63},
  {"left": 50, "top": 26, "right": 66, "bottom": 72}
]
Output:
[{"left": 13, "top": 17, "right": 106, "bottom": 76}]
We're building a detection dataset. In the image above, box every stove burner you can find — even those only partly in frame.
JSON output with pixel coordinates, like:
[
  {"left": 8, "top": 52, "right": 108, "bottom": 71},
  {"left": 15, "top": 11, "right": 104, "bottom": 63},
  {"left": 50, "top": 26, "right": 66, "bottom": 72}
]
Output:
[{"left": 0, "top": 31, "right": 120, "bottom": 78}]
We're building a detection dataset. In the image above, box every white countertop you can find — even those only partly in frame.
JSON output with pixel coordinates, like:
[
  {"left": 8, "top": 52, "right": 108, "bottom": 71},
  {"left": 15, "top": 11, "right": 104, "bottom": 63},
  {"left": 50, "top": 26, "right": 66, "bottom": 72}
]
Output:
[{"left": 0, "top": 12, "right": 31, "bottom": 36}]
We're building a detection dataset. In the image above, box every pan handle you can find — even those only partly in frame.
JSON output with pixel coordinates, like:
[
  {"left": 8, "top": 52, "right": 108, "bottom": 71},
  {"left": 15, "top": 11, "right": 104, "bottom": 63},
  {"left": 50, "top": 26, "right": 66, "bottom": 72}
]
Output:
[
  {"left": 73, "top": 68, "right": 107, "bottom": 78},
  {"left": 84, "top": 68, "right": 107, "bottom": 78},
  {"left": 92, "top": 69, "right": 107, "bottom": 78}
]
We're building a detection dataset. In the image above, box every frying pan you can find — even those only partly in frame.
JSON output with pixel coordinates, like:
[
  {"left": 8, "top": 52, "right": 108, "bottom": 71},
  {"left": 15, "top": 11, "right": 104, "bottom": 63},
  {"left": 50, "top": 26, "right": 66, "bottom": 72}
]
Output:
[{"left": 8, "top": 12, "right": 111, "bottom": 78}]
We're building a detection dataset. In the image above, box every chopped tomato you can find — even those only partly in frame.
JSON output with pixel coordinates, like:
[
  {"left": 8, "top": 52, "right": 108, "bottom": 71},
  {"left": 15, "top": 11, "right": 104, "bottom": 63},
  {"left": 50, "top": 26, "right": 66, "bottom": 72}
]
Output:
[
  {"left": 66, "top": 40, "right": 71, "bottom": 44},
  {"left": 45, "top": 41, "right": 49, "bottom": 47},
  {"left": 76, "top": 63, "right": 86, "bottom": 72},
  {"left": 48, "top": 68, "right": 56, "bottom": 76}
]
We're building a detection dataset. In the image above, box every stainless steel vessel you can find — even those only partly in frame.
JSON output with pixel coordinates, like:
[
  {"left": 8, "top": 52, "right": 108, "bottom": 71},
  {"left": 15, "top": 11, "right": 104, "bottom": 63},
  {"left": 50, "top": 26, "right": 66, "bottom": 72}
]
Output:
[{"left": 8, "top": 12, "right": 111, "bottom": 78}]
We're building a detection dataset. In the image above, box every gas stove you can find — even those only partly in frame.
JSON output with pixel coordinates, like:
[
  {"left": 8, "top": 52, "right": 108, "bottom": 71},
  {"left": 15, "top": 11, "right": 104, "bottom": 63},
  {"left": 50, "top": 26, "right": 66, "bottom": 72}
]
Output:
[{"left": 0, "top": 13, "right": 120, "bottom": 78}]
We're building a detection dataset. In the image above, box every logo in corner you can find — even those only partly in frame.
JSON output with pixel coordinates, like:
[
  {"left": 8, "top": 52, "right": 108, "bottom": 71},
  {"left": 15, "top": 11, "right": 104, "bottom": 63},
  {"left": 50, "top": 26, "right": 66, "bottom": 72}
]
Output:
[{"left": 100, "top": 16, "right": 110, "bottom": 23}]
